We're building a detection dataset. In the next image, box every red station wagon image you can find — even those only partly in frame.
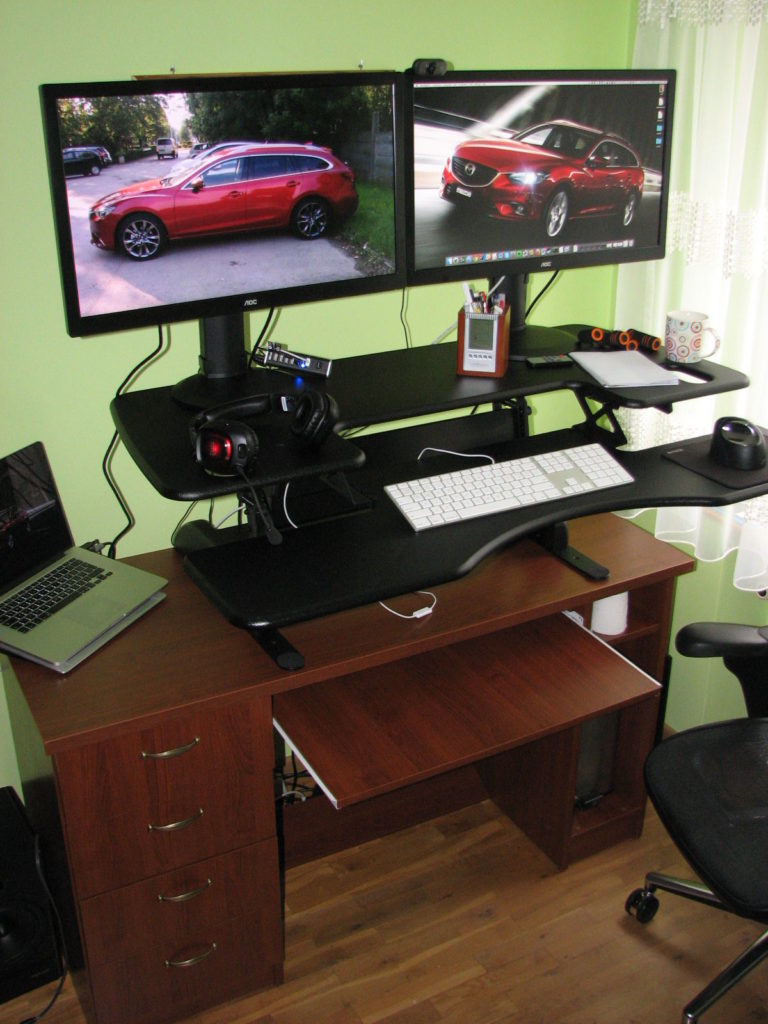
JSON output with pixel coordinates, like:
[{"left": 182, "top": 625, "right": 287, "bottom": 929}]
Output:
[
  {"left": 89, "top": 142, "right": 359, "bottom": 260},
  {"left": 440, "top": 119, "right": 645, "bottom": 240}
]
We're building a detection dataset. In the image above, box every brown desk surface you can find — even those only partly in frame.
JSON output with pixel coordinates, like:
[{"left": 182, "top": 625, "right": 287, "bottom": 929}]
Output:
[{"left": 7, "top": 514, "right": 694, "bottom": 755}]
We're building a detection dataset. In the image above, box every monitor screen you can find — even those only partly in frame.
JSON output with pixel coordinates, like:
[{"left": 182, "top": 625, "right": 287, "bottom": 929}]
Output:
[
  {"left": 40, "top": 71, "right": 406, "bottom": 340},
  {"left": 406, "top": 69, "right": 675, "bottom": 335}
]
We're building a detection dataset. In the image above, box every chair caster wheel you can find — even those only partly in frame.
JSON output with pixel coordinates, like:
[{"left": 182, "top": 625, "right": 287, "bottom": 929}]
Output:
[{"left": 625, "top": 887, "right": 660, "bottom": 923}]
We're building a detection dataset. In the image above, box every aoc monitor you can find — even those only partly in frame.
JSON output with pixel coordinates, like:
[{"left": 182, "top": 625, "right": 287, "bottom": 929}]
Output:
[
  {"left": 40, "top": 70, "right": 406, "bottom": 400},
  {"left": 406, "top": 68, "right": 675, "bottom": 342}
]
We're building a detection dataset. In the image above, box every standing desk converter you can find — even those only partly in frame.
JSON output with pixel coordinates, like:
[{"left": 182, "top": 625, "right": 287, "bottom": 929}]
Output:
[
  {"left": 7, "top": 337, "right": 768, "bottom": 1024},
  {"left": 111, "top": 334, "right": 762, "bottom": 632}
]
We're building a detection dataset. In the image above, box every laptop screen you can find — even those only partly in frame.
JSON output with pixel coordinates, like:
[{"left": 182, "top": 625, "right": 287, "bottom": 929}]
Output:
[{"left": 0, "top": 442, "right": 74, "bottom": 594}]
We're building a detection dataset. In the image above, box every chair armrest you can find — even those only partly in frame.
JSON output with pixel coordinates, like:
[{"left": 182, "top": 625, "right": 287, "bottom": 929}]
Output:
[{"left": 676, "top": 622, "right": 768, "bottom": 659}]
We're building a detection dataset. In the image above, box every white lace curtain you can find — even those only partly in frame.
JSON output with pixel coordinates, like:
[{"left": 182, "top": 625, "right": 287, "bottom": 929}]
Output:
[{"left": 614, "top": 0, "right": 768, "bottom": 590}]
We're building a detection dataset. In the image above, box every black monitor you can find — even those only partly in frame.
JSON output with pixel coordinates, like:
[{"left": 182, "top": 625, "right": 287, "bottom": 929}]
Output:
[
  {"left": 405, "top": 68, "right": 676, "bottom": 350},
  {"left": 40, "top": 70, "right": 406, "bottom": 405}
]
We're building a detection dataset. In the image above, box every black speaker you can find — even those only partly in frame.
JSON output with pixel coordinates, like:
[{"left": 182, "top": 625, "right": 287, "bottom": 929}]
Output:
[{"left": 0, "top": 787, "right": 61, "bottom": 1005}]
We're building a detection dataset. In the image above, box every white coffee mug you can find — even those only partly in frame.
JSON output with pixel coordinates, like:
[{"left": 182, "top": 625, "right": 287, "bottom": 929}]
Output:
[{"left": 664, "top": 311, "right": 720, "bottom": 364}]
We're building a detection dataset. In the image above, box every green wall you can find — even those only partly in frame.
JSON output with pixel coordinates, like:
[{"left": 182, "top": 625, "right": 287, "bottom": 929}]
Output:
[{"left": 1, "top": 0, "right": 649, "bottom": 790}]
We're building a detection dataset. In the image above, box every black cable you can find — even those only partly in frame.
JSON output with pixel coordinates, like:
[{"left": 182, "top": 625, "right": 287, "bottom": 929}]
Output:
[
  {"left": 525, "top": 270, "right": 560, "bottom": 319},
  {"left": 102, "top": 325, "right": 168, "bottom": 558},
  {"left": 276, "top": 752, "right": 319, "bottom": 803},
  {"left": 170, "top": 500, "right": 198, "bottom": 548},
  {"left": 399, "top": 286, "right": 411, "bottom": 348},
  {"left": 101, "top": 435, "right": 133, "bottom": 558},
  {"left": 18, "top": 835, "right": 68, "bottom": 1024},
  {"left": 247, "top": 307, "right": 276, "bottom": 367},
  {"left": 235, "top": 470, "right": 282, "bottom": 545}
]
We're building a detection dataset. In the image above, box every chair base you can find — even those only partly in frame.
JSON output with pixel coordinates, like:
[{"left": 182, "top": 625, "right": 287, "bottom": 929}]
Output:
[{"left": 626, "top": 871, "right": 768, "bottom": 1024}]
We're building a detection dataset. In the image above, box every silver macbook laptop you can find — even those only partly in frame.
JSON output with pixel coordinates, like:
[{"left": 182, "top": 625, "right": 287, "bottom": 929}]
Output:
[{"left": 0, "top": 441, "right": 166, "bottom": 674}]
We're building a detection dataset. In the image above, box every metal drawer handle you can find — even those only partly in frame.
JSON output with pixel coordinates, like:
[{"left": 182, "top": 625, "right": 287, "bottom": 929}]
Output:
[
  {"left": 165, "top": 942, "right": 217, "bottom": 969},
  {"left": 141, "top": 736, "right": 200, "bottom": 760},
  {"left": 157, "top": 878, "right": 213, "bottom": 904},
  {"left": 147, "top": 808, "right": 204, "bottom": 833}
]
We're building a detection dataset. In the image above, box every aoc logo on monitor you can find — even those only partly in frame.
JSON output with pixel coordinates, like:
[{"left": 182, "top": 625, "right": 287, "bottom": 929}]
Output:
[{"left": 243, "top": 298, "right": 260, "bottom": 308}]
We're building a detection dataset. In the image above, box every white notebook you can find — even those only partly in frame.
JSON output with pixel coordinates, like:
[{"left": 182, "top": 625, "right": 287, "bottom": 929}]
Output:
[{"left": 571, "top": 349, "right": 679, "bottom": 388}]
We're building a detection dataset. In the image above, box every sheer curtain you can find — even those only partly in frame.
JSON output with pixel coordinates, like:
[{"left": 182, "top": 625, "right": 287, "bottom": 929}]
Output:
[{"left": 614, "top": 0, "right": 768, "bottom": 590}]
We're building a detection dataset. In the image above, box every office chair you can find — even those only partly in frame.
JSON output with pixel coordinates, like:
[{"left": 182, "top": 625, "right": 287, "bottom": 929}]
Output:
[{"left": 625, "top": 620, "right": 768, "bottom": 1023}]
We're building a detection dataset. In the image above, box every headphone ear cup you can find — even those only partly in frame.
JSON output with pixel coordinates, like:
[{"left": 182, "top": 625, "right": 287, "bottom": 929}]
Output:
[
  {"left": 195, "top": 418, "right": 259, "bottom": 474},
  {"left": 291, "top": 392, "right": 338, "bottom": 447}
]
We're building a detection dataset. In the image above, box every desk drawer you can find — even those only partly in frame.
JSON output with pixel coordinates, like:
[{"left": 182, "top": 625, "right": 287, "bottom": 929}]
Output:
[
  {"left": 79, "top": 840, "right": 280, "bottom": 969},
  {"left": 87, "top": 906, "right": 283, "bottom": 1024},
  {"left": 55, "top": 697, "right": 275, "bottom": 896}
]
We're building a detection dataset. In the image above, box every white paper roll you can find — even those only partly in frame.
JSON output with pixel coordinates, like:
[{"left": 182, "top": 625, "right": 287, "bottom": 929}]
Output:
[{"left": 591, "top": 592, "right": 629, "bottom": 635}]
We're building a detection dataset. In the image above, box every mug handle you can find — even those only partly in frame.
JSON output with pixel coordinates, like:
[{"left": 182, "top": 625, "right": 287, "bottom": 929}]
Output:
[{"left": 700, "top": 327, "right": 720, "bottom": 358}]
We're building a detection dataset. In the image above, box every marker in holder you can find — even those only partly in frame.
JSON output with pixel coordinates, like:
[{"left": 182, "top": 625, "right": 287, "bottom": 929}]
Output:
[{"left": 457, "top": 306, "right": 511, "bottom": 377}]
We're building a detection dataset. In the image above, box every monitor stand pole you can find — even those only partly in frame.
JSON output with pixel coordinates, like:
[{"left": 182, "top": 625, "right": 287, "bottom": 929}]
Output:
[{"left": 172, "top": 313, "right": 264, "bottom": 410}]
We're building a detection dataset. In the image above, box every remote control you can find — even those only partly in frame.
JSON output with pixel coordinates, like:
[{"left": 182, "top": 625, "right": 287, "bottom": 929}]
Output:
[{"left": 526, "top": 354, "right": 573, "bottom": 367}]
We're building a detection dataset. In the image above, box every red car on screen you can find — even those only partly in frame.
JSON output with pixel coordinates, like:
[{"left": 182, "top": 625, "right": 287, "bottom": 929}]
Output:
[
  {"left": 89, "top": 142, "right": 359, "bottom": 260},
  {"left": 440, "top": 119, "right": 644, "bottom": 240}
]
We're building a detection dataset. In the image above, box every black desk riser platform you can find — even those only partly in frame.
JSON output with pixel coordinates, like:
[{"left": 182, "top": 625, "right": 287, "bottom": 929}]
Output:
[
  {"left": 110, "top": 327, "right": 764, "bottom": 633},
  {"left": 183, "top": 416, "right": 768, "bottom": 630},
  {"left": 111, "top": 327, "right": 749, "bottom": 502}
]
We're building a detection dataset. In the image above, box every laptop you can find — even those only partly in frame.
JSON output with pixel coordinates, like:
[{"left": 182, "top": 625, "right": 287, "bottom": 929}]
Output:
[{"left": 0, "top": 441, "right": 167, "bottom": 674}]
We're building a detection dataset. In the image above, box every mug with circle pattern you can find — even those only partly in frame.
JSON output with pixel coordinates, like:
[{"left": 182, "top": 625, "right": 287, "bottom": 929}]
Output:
[{"left": 664, "top": 311, "right": 720, "bottom": 364}]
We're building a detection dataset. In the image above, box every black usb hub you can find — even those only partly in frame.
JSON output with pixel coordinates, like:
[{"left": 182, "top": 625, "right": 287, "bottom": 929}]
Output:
[{"left": 257, "top": 342, "right": 332, "bottom": 378}]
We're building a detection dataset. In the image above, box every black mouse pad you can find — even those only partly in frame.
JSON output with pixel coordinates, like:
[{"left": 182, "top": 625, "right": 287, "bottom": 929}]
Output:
[{"left": 662, "top": 429, "right": 768, "bottom": 489}]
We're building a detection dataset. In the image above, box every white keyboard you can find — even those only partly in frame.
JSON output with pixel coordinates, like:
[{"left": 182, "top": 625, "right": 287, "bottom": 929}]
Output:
[{"left": 385, "top": 443, "right": 634, "bottom": 532}]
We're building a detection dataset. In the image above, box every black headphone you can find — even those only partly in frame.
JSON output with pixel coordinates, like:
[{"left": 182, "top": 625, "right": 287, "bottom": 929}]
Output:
[{"left": 190, "top": 390, "right": 338, "bottom": 474}]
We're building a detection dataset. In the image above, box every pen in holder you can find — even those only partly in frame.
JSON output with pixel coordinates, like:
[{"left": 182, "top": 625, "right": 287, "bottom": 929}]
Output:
[{"left": 457, "top": 305, "right": 511, "bottom": 377}]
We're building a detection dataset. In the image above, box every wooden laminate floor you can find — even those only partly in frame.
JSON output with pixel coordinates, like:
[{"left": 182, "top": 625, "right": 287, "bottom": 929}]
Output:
[{"left": 4, "top": 801, "right": 767, "bottom": 1024}]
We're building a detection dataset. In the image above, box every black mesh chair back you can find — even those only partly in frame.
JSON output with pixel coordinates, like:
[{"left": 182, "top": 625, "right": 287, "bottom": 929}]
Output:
[{"left": 626, "top": 622, "right": 768, "bottom": 1023}]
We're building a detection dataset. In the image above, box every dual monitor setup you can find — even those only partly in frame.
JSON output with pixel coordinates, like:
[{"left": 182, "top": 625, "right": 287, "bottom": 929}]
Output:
[
  {"left": 47, "top": 66, "right": 764, "bottom": 666},
  {"left": 40, "top": 64, "right": 676, "bottom": 408}
]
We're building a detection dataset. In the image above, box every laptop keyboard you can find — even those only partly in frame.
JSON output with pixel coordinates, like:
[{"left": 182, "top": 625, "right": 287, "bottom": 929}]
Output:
[{"left": 0, "top": 557, "right": 113, "bottom": 633}]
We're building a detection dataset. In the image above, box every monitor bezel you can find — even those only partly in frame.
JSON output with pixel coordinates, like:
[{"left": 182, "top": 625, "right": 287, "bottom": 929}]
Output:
[
  {"left": 403, "top": 67, "right": 677, "bottom": 289},
  {"left": 40, "top": 70, "right": 408, "bottom": 338}
]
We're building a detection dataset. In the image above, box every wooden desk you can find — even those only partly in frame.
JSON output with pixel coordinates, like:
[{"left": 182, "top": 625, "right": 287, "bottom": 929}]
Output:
[{"left": 5, "top": 514, "right": 693, "bottom": 1024}]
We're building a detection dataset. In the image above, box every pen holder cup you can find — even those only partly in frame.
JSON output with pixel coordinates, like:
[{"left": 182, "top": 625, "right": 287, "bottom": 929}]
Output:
[{"left": 457, "top": 306, "right": 511, "bottom": 378}]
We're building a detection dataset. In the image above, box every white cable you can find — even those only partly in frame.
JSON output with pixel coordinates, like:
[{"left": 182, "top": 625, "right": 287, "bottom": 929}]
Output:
[
  {"left": 486, "top": 277, "right": 505, "bottom": 300},
  {"left": 283, "top": 483, "right": 299, "bottom": 529},
  {"left": 417, "top": 447, "right": 495, "bottom": 465},
  {"left": 214, "top": 503, "right": 246, "bottom": 529},
  {"left": 430, "top": 320, "right": 457, "bottom": 345},
  {"left": 379, "top": 591, "right": 437, "bottom": 620}
]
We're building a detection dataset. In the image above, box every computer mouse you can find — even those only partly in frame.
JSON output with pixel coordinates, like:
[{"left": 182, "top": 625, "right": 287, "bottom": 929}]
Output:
[{"left": 709, "top": 417, "right": 767, "bottom": 470}]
